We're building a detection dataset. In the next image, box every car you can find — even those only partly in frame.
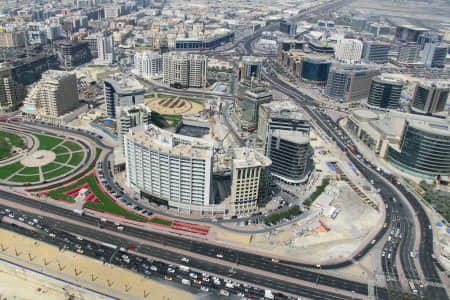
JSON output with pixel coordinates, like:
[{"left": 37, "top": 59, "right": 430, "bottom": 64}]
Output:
[
  {"left": 150, "top": 266, "right": 158, "bottom": 271},
  {"left": 164, "top": 276, "right": 172, "bottom": 281},
  {"left": 271, "top": 258, "right": 279, "bottom": 263},
  {"left": 76, "top": 248, "right": 84, "bottom": 254},
  {"left": 167, "top": 268, "right": 175, "bottom": 273},
  {"left": 382, "top": 251, "right": 385, "bottom": 257},
  {"left": 202, "top": 277, "right": 210, "bottom": 282},
  {"left": 200, "top": 286, "right": 209, "bottom": 292},
  {"left": 216, "top": 253, "right": 223, "bottom": 258},
  {"left": 181, "top": 257, "right": 190, "bottom": 263},
  {"left": 371, "top": 239, "right": 376, "bottom": 245}
]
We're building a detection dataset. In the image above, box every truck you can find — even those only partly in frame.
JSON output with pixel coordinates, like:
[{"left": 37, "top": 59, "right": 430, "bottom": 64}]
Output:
[
  {"left": 179, "top": 265, "right": 190, "bottom": 272},
  {"left": 219, "top": 289, "right": 229, "bottom": 296},
  {"left": 73, "top": 209, "right": 84, "bottom": 216},
  {"left": 265, "top": 289, "right": 274, "bottom": 299},
  {"left": 181, "top": 279, "right": 191, "bottom": 286}
]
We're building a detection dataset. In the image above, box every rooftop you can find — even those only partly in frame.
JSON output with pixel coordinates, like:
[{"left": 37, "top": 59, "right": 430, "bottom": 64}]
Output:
[
  {"left": 233, "top": 147, "right": 271, "bottom": 169},
  {"left": 104, "top": 75, "right": 145, "bottom": 95},
  {"left": 272, "top": 129, "right": 310, "bottom": 144},
  {"left": 261, "top": 100, "right": 299, "bottom": 113},
  {"left": 127, "top": 124, "right": 213, "bottom": 159}
]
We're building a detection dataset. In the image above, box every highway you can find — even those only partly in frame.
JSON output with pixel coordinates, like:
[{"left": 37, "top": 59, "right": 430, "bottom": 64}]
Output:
[
  {"left": 261, "top": 69, "right": 448, "bottom": 299},
  {"left": 0, "top": 203, "right": 365, "bottom": 300},
  {"left": 0, "top": 189, "right": 372, "bottom": 297}
]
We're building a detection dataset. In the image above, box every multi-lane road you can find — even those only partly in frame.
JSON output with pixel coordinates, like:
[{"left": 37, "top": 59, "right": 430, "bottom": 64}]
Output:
[{"left": 261, "top": 68, "right": 448, "bottom": 299}]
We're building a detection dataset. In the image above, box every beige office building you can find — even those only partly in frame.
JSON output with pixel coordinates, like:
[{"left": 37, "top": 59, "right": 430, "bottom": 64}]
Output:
[
  {"left": 229, "top": 148, "right": 272, "bottom": 215},
  {"left": 0, "top": 31, "right": 25, "bottom": 48},
  {"left": 23, "top": 70, "right": 79, "bottom": 117}
]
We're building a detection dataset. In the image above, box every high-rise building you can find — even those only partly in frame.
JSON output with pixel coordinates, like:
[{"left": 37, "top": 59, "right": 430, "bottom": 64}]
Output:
[
  {"left": 300, "top": 57, "right": 331, "bottom": 85},
  {"left": 124, "top": 124, "right": 214, "bottom": 213},
  {"left": 394, "top": 25, "right": 428, "bottom": 42},
  {"left": 279, "top": 20, "right": 297, "bottom": 37},
  {"left": 103, "top": 75, "right": 146, "bottom": 118},
  {"left": 233, "top": 80, "right": 272, "bottom": 130},
  {"left": 326, "top": 65, "right": 380, "bottom": 101},
  {"left": 335, "top": 39, "right": 363, "bottom": 63},
  {"left": 410, "top": 81, "right": 449, "bottom": 115},
  {"left": 257, "top": 100, "right": 306, "bottom": 141},
  {"left": 134, "top": 51, "right": 163, "bottom": 80},
  {"left": 57, "top": 40, "right": 92, "bottom": 70},
  {"left": 162, "top": 52, "right": 207, "bottom": 88},
  {"left": 367, "top": 76, "right": 403, "bottom": 110},
  {"left": 23, "top": 70, "right": 79, "bottom": 117},
  {"left": 278, "top": 39, "right": 304, "bottom": 54},
  {"left": 265, "top": 129, "right": 312, "bottom": 184},
  {"left": 84, "top": 34, "right": 99, "bottom": 58},
  {"left": 118, "top": 104, "right": 151, "bottom": 151},
  {"left": 397, "top": 43, "right": 420, "bottom": 64},
  {"left": 351, "top": 17, "right": 367, "bottom": 32},
  {"left": 238, "top": 56, "right": 264, "bottom": 81},
  {"left": 0, "top": 31, "right": 25, "bottom": 48},
  {"left": 229, "top": 148, "right": 272, "bottom": 215},
  {"left": 362, "top": 41, "right": 391, "bottom": 64},
  {"left": 0, "top": 63, "right": 24, "bottom": 111},
  {"left": 422, "top": 43, "right": 448, "bottom": 68},
  {"left": 97, "top": 33, "right": 115, "bottom": 64},
  {"left": 386, "top": 118, "right": 450, "bottom": 177},
  {"left": 104, "top": 5, "right": 123, "bottom": 19}
]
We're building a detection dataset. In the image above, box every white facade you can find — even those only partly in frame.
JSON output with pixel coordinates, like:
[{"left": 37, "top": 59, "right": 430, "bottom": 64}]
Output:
[
  {"left": 162, "top": 52, "right": 207, "bottom": 88},
  {"left": 134, "top": 51, "right": 163, "bottom": 79},
  {"left": 125, "top": 124, "right": 213, "bottom": 213},
  {"left": 335, "top": 39, "right": 363, "bottom": 63},
  {"left": 97, "top": 34, "right": 115, "bottom": 64},
  {"left": 23, "top": 70, "right": 79, "bottom": 117}
]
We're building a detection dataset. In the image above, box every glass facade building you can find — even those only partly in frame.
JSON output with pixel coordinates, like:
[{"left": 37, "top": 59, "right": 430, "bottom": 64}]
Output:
[
  {"left": 301, "top": 58, "right": 331, "bottom": 84},
  {"left": 387, "top": 121, "right": 450, "bottom": 177},
  {"left": 367, "top": 76, "right": 403, "bottom": 110}
]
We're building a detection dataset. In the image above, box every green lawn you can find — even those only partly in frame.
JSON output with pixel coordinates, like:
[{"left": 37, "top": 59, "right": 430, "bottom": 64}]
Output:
[
  {"left": 148, "top": 217, "right": 173, "bottom": 226},
  {"left": 62, "top": 141, "right": 82, "bottom": 151},
  {"left": 55, "top": 154, "right": 70, "bottom": 164},
  {"left": 53, "top": 146, "right": 69, "bottom": 155},
  {"left": 45, "top": 167, "right": 172, "bottom": 226},
  {"left": 161, "top": 114, "right": 182, "bottom": 127},
  {"left": 0, "top": 161, "right": 23, "bottom": 179},
  {"left": 10, "top": 174, "right": 40, "bottom": 183},
  {"left": 29, "top": 148, "right": 102, "bottom": 192},
  {"left": 41, "top": 162, "right": 62, "bottom": 173},
  {"left": 156, "top": 93, "right": 175, "bottom": 98},
  {"left": 179, "top": 96, "right": 203, "bottom": 104},
  {"left": 0, "top": 137, "right": 11, "bottom": 159},
  {"left": 43, "top": 166, "right": 73, "bottom": 180},
  {"left": 33, "top": 134, "right": 63, "bottom": 151},
  {"left": 18, "top": 167, "right": 40, "bottom": 175},
  {"left": 0, "top": 131, "right": 23, "bottom": 148},
  {"left": 68, "top": 152, "right": 84, "bottom": 166}
]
